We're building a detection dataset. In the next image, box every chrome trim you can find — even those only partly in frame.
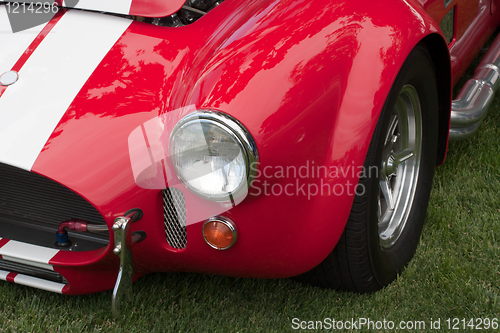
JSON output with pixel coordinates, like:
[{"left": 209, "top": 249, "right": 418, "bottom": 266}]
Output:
[
  {"left": 0, "top": 70, "right": 18, "bottom": 86},
  {"left": 86, "top": 224, "right": 109, "bottom": 233},
  {"left": 182, "top": 5, "right": 206, "bottom": 15},
  {"left": 169, "top": 110, "right": 259, "bottom": 201},
  {"left": 450, "top": 32, "right": 500, "bottom": 140},
  {"left": 111, "top": 217, "right": 133, "bottom": 318},
  {"left": 203, "top": 216, "right": 237, "bottom": 250},
  {"left": 163, "top": 188, "right": 187, "bottom": 249}
]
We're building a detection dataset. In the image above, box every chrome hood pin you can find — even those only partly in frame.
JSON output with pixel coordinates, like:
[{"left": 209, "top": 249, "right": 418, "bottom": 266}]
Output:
[{"left": 0, "top": 70, "right": 19, "bottom": 86}]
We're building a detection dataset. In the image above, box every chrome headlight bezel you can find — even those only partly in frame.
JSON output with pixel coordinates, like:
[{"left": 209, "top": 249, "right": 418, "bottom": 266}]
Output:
[{"left": 169, "top": 110, "right": 259, "bottom": 201}]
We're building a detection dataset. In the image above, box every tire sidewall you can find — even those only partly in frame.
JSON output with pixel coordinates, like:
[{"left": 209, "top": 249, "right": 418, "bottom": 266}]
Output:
[{"left": 365, "top": 45, "right": 438, "bottom": 287}]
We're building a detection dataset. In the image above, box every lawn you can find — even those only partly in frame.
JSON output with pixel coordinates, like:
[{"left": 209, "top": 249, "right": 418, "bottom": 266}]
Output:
[{"left": 1, "top": 60, "right": 500, "bottom": 333}]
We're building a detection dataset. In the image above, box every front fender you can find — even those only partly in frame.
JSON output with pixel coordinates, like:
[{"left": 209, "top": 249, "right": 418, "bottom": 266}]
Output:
[{"left": 182, "top": 0, "right": 447, "bottom": 275}]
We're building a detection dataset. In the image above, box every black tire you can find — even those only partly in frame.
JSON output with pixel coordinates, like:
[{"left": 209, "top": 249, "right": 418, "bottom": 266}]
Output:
[{"left": 298, "top": 43, "right": 438, "bottom": 292}]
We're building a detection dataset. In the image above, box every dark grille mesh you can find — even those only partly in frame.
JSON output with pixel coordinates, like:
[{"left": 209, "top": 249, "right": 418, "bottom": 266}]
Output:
[
  {"left": 0, "top": 163, "right": 106, "bottom": 231},
  {"left": 0, "top": 258, "right": 67, "bottom": 284},
  {"left": 163, "top": 188, "right": 187, "bottom": 249}
]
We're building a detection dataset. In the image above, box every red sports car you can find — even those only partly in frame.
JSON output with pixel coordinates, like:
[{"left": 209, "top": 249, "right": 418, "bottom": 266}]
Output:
[{"left": 0, "top": 0, "right": 498, "bottom": 314}]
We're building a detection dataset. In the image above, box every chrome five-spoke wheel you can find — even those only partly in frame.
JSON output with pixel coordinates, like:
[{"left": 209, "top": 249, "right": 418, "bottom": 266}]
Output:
[{"left": 378, "top": 84, "right": 422, "bottom": 248}]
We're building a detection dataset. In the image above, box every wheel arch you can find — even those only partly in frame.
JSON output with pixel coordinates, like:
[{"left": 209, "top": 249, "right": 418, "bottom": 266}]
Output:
[{"left": 420, "top": 33, "right": 452, "bottom": 165}]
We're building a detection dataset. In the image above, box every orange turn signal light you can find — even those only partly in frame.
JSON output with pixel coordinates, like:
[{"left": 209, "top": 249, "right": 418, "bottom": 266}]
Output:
[{"left": 202, "top": 217, "right": 237, "bottom": 250}]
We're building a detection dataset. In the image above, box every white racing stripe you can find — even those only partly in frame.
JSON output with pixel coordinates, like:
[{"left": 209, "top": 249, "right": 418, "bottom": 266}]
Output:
[
  {"left": 0, "top": 10, "right": 131, "bottom": 170},
  {"left": 0, "top": 270, "right": 8, "bottom": 280},
  {"left": 64, "top": 0, "right": 133, "bottom": 15},
  {"left": 0, "top": 5, "right": 48, "bottom": 74}
]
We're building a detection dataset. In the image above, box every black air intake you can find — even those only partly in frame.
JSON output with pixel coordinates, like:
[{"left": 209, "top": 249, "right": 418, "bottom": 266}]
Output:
[
  {"left": 0, "top": 163, "right": 107, "bottom": 235},
  {"left": 0, "top": 258, "right": 67, "bottom": 284}
]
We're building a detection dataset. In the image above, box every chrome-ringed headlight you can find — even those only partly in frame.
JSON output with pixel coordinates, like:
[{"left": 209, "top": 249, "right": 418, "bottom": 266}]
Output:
[{"left": 169, "top": 111, "right": 258, "bottom": 201}]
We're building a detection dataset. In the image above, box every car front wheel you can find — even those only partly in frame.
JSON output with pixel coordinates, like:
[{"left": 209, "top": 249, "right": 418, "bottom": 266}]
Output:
[{"left": 298, "top": 43, "right": 438, "bottom": 292}]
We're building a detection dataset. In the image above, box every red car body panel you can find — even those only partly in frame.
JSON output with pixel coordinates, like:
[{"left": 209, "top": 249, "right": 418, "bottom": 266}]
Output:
[
  {"left": 129, "top": 0, "right": 186, "bottom": 17},
  {"left": 421, "top": 0, "right": 499, "bottom": 85},
  {"left": 0, "top": 0, "right": 499, "bottom": 294}
]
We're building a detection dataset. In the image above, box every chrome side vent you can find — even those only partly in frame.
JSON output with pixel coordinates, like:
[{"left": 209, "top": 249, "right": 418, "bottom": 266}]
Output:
[
  {"left": 162, "top": 188, "right": 187, "bottom": 249},
  {"left": 450, "top": 32, "right": 500, "bottom": 140}
]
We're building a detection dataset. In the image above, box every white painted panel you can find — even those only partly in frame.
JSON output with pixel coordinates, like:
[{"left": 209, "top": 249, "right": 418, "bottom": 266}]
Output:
[
  {"left": 0, "top": 10, "right": 131, "bottom": 170},
  {"left": 0, "top": 5, "right": 48, "bottom": 74},
  {"left": 0, "top": 270, "right": 8, "bottom": 280},
  {"left": 0, "top": 240, "right": 58, "bottom": 264}
]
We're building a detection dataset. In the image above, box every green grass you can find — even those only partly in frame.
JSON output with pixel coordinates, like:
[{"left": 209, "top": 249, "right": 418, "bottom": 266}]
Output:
[{"left": 2, "top": 63, "right": 500, "bottom": 333}]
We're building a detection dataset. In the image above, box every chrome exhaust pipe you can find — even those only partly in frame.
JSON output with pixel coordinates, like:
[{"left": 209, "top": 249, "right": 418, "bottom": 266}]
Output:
[{"left": 449, "top": 33, "right": 500, "bottom": 140}]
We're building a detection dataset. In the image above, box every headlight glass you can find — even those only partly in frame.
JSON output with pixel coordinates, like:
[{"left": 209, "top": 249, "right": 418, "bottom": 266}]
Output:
[{"left": 169, "top": 112, "right": 258, "bottom": 201}]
